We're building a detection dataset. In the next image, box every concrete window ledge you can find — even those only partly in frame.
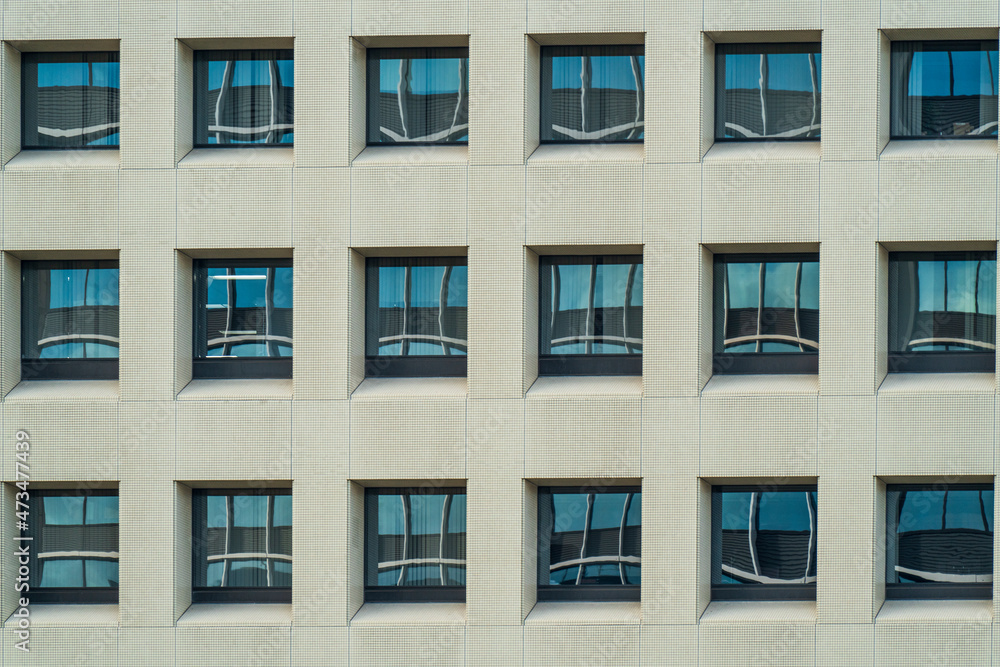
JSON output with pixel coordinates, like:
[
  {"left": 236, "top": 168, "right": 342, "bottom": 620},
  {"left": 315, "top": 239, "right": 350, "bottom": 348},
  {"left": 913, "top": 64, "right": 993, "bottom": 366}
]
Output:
[
  {"left": 702, "top": 374, "right": 818, "bottom": 396},
  {"left": 177, "top": 603, "right": 292, "bottom": 627},
  {"left": 178, "top": 147, "right": 294, "bottom": 168},
  {"left": 527, "top": 375, "right": 642, "bottom": 397},
  {"left": 177, "top": 379, "right": 293, "bottom": 401},
  {"left": 350, "top": 602, "right": 466, "bottom": 626},
  {"left": 876, "top": 599, "right": 993, "bottom": 624},
  {"left": 5, "top": 380, "right": 120, "bottom": 402},
  {"left": 353, "top": 145, "right": 469, "bottom": 166},
  {"left": 5, "top": 150, "right": 120, "bottom": 170},
  {"left": 525, "top": 601, "right": 641, "bottom": 625},
  {"left": 877, "top": 373, "right": 995, "bottom": 395},
  {"left": 352, "top": 377, "right": 468, "bottom": 399},
  {"left": 699, "top": 600, "right": 817, "bottom": 624},
  {"left": 703, "top": 141, "right": 820, "bottom": 163},
  {"left": 4, "top": 604, "right": 118, "bottom": 627},
  {"left": 527, "top": 142, "right": 643, "bottom": 164},
  {"left": 880, "top": 139, "right": 997, "bottom": 160}
]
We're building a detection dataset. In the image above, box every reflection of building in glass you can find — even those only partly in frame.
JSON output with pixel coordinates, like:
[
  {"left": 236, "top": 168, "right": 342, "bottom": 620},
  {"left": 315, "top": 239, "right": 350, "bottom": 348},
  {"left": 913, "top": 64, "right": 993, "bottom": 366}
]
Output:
[{"left": 367, "top": 48, "right": 469, "bottom": 144}]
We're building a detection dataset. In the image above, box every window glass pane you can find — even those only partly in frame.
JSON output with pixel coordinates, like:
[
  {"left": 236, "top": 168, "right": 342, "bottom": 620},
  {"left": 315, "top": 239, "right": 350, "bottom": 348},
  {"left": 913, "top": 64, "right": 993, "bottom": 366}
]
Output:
[
  {"left": 192, "top": 491, "right": 293, "bottom": 589},
  {"left": 22, "top": 52, "right": 120, "bottom": 148},
  {"left": 194, "top": 261, "right": 293, "bottom": 360},
  {"left": 24, "top": 493, "right": 119, "bottom": 590},
  {"left": 887, "top": 487, "right": 994, "bottom": 585},
  {"left": 714, "top": 256, "right": 819, "bottom": 355},
  {"left": 540, "top": 45, "right": 644, "bottom": 142},
  {"left": 713, "top": 488, "right": 817, "bottom": 586},
  {"left": 365, "top": 490, "right": 467, "bottom": 588},
  {"left": 888, "top": 253, "right": 996, "bottom": 354},
  {"left": 194, "top": 50, "right": 294, "bottom": 145},
  {"left": 21, "top": 261, "right": 120, "bottom": 361},
  {"left": 540, "top": 257, "right": 643, "bottom": 356},
  {"left": 891, "top": 41, "right": 999, "bottom": 137},
  {"left": 366, "top": 259, "right": 468, "bottom": 357},
  {"left": 715, "top": 44, "right": 821, "bottom": 140},
  {"left": 367, "top": 48, "right": 468, "bottom": 144},
  {"left": 539, "top": 489, "right": 641, "bottom": 587}
]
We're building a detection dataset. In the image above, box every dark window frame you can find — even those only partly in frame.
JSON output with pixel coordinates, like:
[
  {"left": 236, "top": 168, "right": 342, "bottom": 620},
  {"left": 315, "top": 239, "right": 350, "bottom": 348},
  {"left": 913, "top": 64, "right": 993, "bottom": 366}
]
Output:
[
  {"left": 712, "top": 253, "right": 819, "bottom": 375},
  {"left": 364, "top": 486, "right": 467, "bottom": 603},
  {"left": 540, "top": 44, "right": 645, "bottom": 145},
  {"left": 887, "top": 250, "right": 996, "bottom": 373},
  {"left": 885, "top": 482, "right": 993, "bottom": 601},
  {"left": 364, "top": 256, "right": 468, "bottom": 378},
  {"left": 537, "top": 485, "right": 642, "bottom": 602},
  {"left": 711, "top": 484, "right": 818, "bottom": 602},
  {"left": 366, "top": 47, "right": 470, "bottom": 147},
  {"left": 21, "top": 259, "right": 120, "bottom": 381},
  {"left": 191, "top": 487, "right": 292, "bottom": 604},
  {"left": 714, "top": 42, "right": 822, "bottom": 143},
  {"left": 22, "top": 488, "right": 119, "bottom": 604},
  {"left": 192, "top": 257, "right": 293, "bottom": 380},
  {"left": 192, "top": 49, "right": 295, "bottom": 149},
  {"left": 889, "top": 40, "right": 1000, "bottom": 141},
  {"left": 538, "top": 255, "right": 643, "bottom": 376},
  {"left": 21, "top": 51, "right": 121, "bottom": 151}
]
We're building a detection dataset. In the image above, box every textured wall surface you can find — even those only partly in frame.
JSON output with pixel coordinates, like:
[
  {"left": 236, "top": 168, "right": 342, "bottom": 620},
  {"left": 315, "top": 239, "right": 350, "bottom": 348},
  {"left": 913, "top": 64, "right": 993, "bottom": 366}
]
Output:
[{"left": 0, "top": 1, "right": 998, "bottom": 666}]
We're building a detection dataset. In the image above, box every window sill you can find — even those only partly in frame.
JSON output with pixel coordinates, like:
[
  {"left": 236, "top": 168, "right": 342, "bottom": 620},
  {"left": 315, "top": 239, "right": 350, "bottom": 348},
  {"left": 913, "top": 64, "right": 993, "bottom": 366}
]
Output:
[
  {"left": 4, "top": 604, "right": 118, "bottom": 627},
  {"left": 702, "top": 374, "right": 818, "bottom": 396},
  {"left": 177, "top": 147, "right": 294, "bottom": 168},
  {"left": 525, "top": 601, "right": 641, "bottom": 625},
  {"left": 699, "top": 600, "right": 816, "bottom": 624},
  {"left": 5, "top": 150, "right": 120, "bottom": 170},
  {"left": 352, "top": 144, "right": 469, "bottom": 166},
  {"left": 876, "top": 599, "right": 993, "bottom": 624},
  {"left": 877, "top": 372, "right": 995, "bottom": 395},
  {"left": 352, "top": 377, "right": 468, "bottom": 399},
  {"left": 527, "top": 142, "right": 644, "bottom": 164},
  {"left": 880, "top": 139, "right": 997, "bottom": 160},
  {"left": 526, "top": 375, "right": 642, "bottom": 397},
  {"left": 5, "top": 380, "right": 119, "bottom": 401},
  {"left": 350, "top": 602, "right": 466, "bottom": 626},
  {"left": 703, "top": 141, "right": 820, "bottom": 163},
  {"left": 177, "top": 378, "right": 294, "bottom": 400},
  {"left": 176, "top": 603, "right": 292, "bottom": 627}
]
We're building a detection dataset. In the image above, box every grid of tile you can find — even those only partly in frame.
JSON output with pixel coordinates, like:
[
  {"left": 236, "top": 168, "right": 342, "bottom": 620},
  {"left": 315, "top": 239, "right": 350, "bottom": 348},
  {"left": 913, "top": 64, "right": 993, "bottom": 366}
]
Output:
[{"left": 0, "top": 1, "right": 998, "bottom": 666}]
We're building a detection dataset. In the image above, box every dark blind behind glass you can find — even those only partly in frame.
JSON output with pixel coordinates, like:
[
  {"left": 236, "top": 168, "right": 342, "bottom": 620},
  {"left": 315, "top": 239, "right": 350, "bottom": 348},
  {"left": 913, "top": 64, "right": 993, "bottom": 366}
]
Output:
[
  {"left": 891, "top": 41, "right": 999, "bottom": 138},
  {"left": 194, "top": 50, "right": 294, "bottom": 146},
  {"left": 22, "top": 52, "right": 120, "bottom": 148},
  {"left": 367, "top": 48, "right": 469, "bottom": 144},
  {"left": 540, "top": 45, "right": 644, "bottom": 142}
]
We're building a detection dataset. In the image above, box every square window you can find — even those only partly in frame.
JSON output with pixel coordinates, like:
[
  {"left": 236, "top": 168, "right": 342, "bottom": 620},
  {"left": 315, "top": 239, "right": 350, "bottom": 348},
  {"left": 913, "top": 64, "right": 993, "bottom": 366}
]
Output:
[
  {"left": 366, "top": 48, "right": 469, "bottom": 145},
  {"left": 365, "top": 257, "right": 467, "bottom": 377},
  {"left": 192, "top": 258, "right": 293, "bottom": 379},
  {"left": 21, "top": 52, "right": 120, "bottom": 149},
  {"left": 537, "top": 486, "right": 641, "bottom": 601},
  {"left": 713, "top": 253, "right": 819, "bottom": 375},
  {"left": 711, "top": 485, "right": 817, "bottom": 601},
  {"left": 20, "top": 489, "right": 119, "bottom": 603},
  {"left": 193, "top": 50, "right": 294, "bottom": 146},
  {"left": 890, "top": 41, "right": 998, "bottom": 138},
  {"left": 886, "top": 483, "right": 993, "bottom": 600},
  {"left": 192, "top": 489, "right": 292, "bottom": 603},
  {"left": 540, "top": 45, "right": 644, "bottom": 143},
  {"left": 539, "top": 255, "right": 642, "bottom": 376},
  {"left": 888, "top": 251, "right": 996, "bottom": 373},
  {"left": 21, "top": 260, "right": 120, "bottom": 380},
  {"left": 364, "top": 487, "right": 466, "bottom": 602},
  {"left": 714, "top": 43, "right": 821, "bottom": 141}
]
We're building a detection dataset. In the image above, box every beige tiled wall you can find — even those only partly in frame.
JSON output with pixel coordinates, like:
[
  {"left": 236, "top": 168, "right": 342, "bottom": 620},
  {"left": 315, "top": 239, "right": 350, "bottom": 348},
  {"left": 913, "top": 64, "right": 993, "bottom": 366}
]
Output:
[{"left": 0, "top": 1, "right": 998, "bottom": 665}]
